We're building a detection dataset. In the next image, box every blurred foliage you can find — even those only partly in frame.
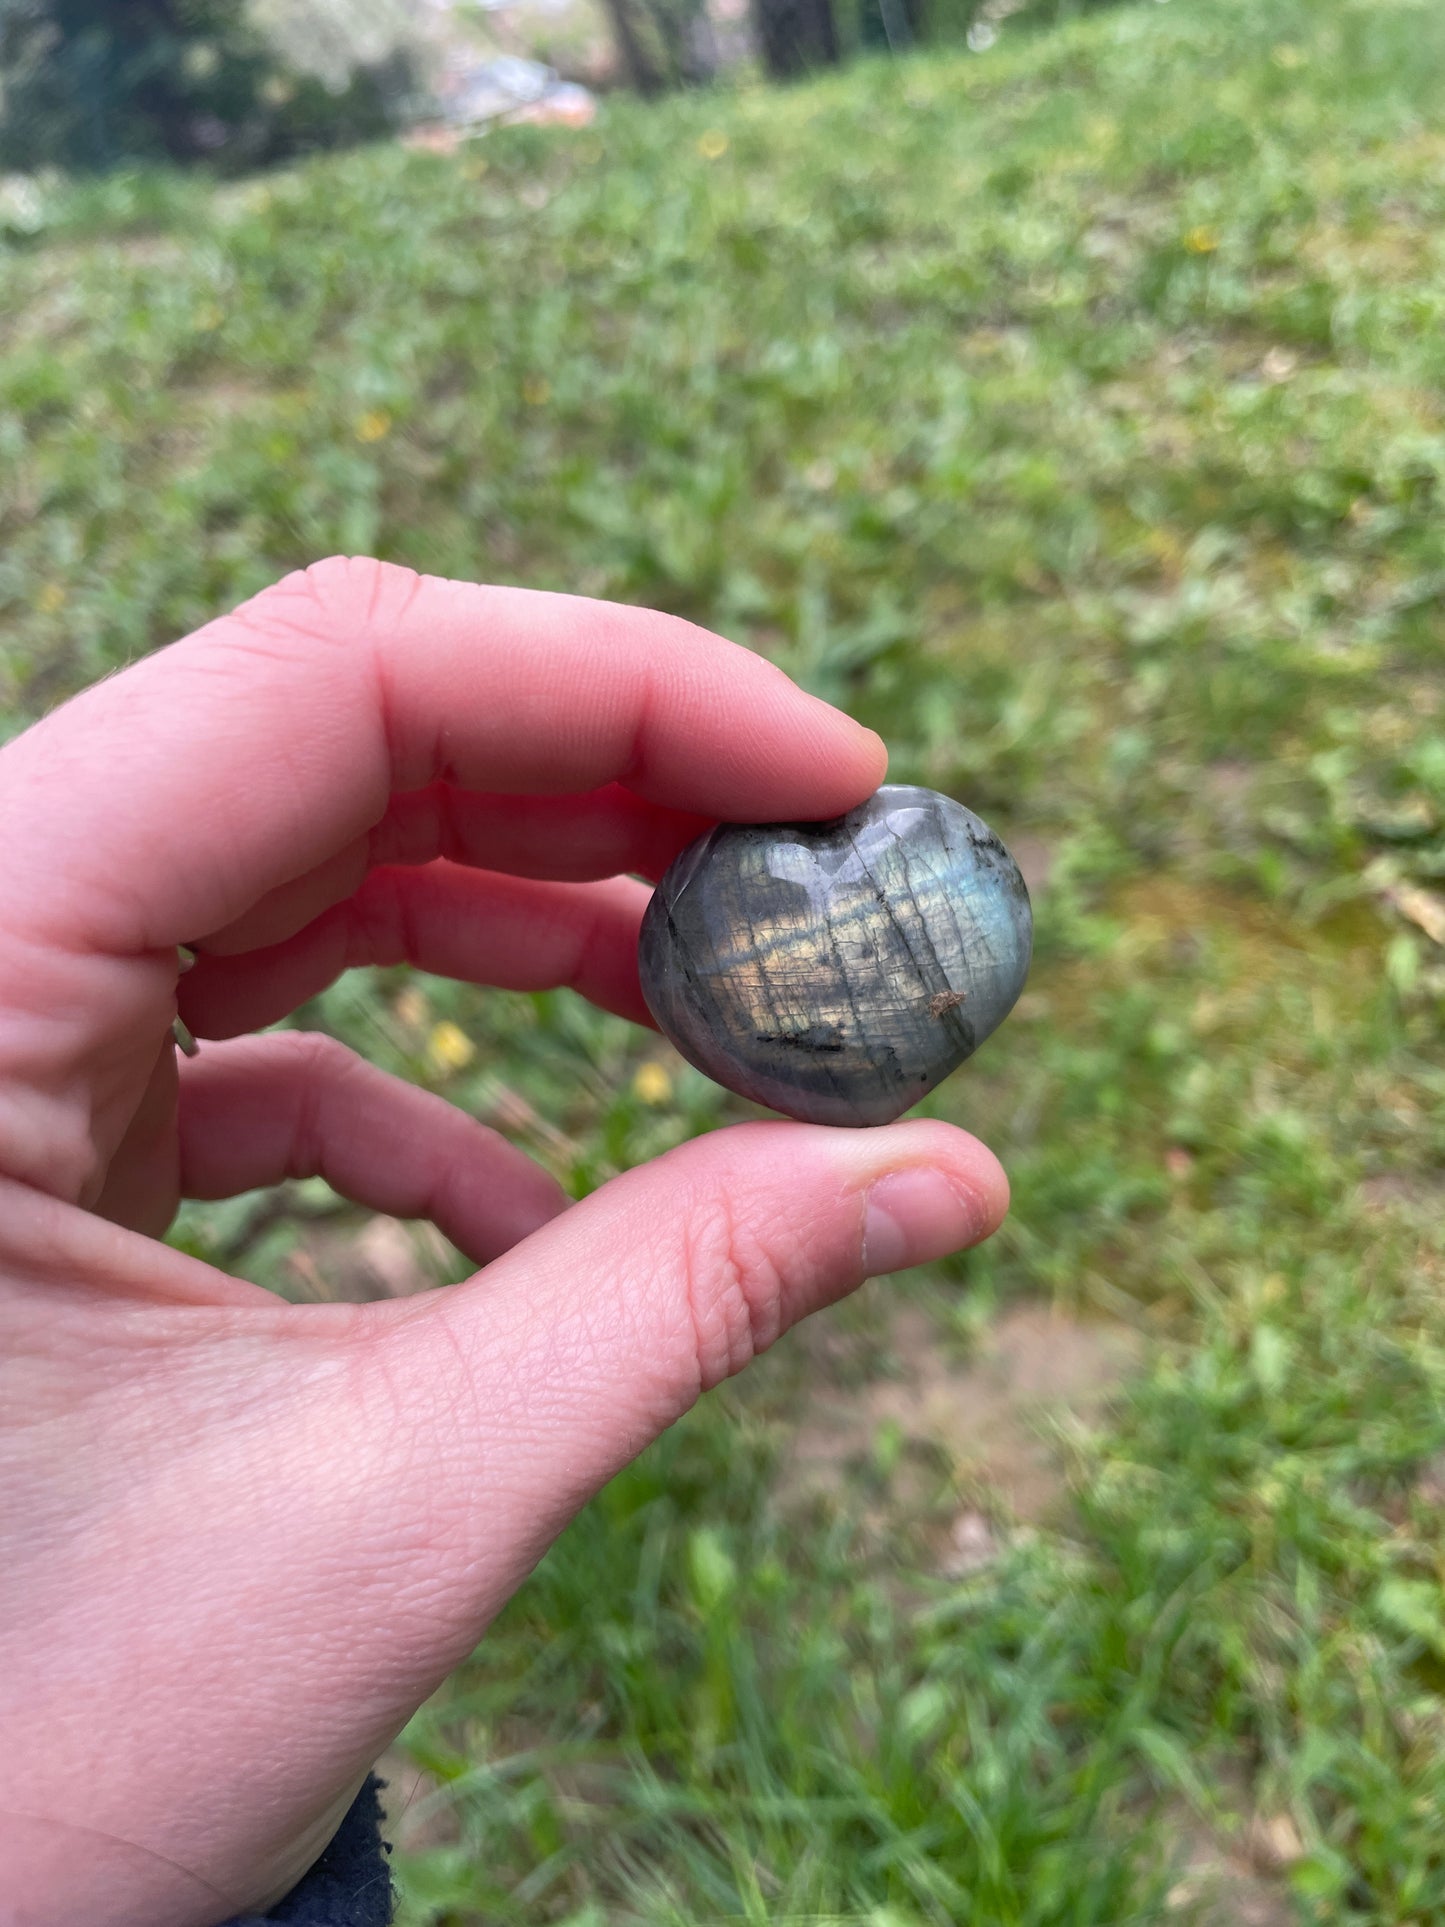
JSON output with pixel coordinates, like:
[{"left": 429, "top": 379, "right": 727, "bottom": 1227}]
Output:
[
  {"left": 0, "top": 0, "right": 413, "bottom": 173},
  {"left": 5, "top": 0, "right": 1445, "bottom": 1917}
]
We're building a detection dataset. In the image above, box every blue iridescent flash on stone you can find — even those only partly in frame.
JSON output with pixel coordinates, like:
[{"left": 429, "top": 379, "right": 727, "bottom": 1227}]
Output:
[{"left": 638, "top": 784, "right": 1033, "bottom": 1127}]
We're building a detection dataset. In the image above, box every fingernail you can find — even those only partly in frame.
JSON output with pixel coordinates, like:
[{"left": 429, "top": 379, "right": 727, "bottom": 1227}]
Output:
[{"left": 862, "top": 1167, "right": 983, "bottom": 1277}]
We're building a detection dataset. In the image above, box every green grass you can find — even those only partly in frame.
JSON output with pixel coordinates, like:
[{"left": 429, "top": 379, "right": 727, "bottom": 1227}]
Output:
[{"left": 5, "top": 0, "right": 1445, "bottom": 1917}]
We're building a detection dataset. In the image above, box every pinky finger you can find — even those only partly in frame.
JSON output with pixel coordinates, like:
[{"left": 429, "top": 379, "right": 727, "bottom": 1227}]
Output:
[{"left": 177, "top": 1032, "right": 568, "bottom": 1270}]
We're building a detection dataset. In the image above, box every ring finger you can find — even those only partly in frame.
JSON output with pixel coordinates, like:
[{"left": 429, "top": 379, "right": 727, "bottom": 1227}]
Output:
[
  {"left": 194, "top": 783, "right": 710, "bottom": 959},
  {"left": 178, "top": 863, "right": 655, "bottom": 1041},
  {"left": 177, "top": 1031, "right": 569, "bottom": 1268}
]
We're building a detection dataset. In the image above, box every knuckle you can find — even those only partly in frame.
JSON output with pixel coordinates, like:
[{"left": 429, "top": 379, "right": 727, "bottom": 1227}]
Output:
[
  {"left": 241, "top": 557, "right": 421, "bottom": 647},
  {"left": 288, "top": 1029, "right": 356, "bottom": 1082},
  {"left": 677, "top": 1189, "right": 794, "bottom": 1391},
  {"left": 348, "top": 864, "right": 409, "bottom": 969},
  {"left": 300, "top": 553, "right": 392, "bottom": 616},
  {"left": 282, "top": 1031, "right": 365, "bottom": 1176}
]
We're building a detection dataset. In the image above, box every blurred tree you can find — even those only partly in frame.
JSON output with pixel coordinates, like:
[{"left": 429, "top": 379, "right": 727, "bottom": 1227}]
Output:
[
  {"left": 857, "top": 0, "right": 924, "bottom": 52},
  {"left": 598, "top": 0, "right": 718, "bottom": 94},
  {"left": 752, "top": 0, "right": 839, "bottom": 78},
  {"left": 0, "top": 0, "right": 411, "bottom": 172},
  {"left": 597, "top": 0, "right": 665, "bottom": 94}
]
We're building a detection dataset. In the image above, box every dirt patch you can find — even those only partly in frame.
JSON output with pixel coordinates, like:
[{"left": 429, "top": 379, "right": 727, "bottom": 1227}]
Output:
[
  {"left": 280, "top": 1213, "right": 454, "bottom": 1301},
  {"left": 376, "top": 1747, "right": 461, "bottom": 1854},
  {"left": 781, "top": 1299, "right": 1143, "bottom": 1528},
  {"left": 1008, "top": 832, "right": 1057, "bottom": 900},
  {"left": 1163, "top": 1783, "right": 1301, "bottom": 1927},
  {"left": 1357, "top": 1170, "right": 1443, "bottom": 1217},
  {"left": 1203, "top": 758, "right": 1255, "bottom": 806}
]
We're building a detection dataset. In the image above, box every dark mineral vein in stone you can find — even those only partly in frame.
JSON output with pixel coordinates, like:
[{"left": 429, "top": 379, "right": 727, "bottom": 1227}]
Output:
[{"left": 637, "top": 784, "right": 1033, "bottom": 1127}]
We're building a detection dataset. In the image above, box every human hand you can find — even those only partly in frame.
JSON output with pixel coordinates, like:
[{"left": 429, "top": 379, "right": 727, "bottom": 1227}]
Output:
[{"left": 0, "top": 559, "right": 1007, "bottom": 1925}]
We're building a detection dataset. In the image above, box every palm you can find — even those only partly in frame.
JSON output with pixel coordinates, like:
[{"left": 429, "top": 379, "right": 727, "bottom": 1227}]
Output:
[{"left": 0, "top": 561, "right": 1002, "bottom": 1926}]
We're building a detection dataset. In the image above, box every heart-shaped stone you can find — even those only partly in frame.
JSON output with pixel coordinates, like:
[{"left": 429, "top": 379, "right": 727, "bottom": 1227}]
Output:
[{"left": 638, "top": 784, "right": 1032, "bottom": 1127}]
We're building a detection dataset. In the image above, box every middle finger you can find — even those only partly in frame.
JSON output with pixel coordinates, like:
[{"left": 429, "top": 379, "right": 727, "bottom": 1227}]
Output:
[
  {"left": 179, "top": 864, "right": 655, "bottom": 1040},
  {"left": 196, "top": 784, "right": 710, "bottom": 958}
]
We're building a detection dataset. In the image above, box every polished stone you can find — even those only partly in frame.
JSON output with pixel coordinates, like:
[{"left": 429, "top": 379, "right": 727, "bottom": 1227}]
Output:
[{"left": 638, "top": 784, "right": 1033, "bottom": 1127}]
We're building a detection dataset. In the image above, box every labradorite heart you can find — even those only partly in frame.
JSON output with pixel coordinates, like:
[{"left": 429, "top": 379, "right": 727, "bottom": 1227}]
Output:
[{"left": 637, "top": 784, "right": 1033, "bottom": 1128}]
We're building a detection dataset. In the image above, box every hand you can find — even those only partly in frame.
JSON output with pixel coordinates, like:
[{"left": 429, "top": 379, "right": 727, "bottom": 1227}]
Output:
[{"left": 0, "top": 559, "right": 1007, "bottom": 1926}]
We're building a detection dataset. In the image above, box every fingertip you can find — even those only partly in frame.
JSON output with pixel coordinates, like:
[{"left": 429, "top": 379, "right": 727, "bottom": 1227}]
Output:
[
  {"left": 856, "top": 722, "right": 890, "bottom": 788},
  {"left": 508, "top": 1138, "right": 573, "bottom": 1216},
  {"left": 924, "top": 1120, "right": 1010, "bottom": 1240},
  {"left": 799, "top": 703, "right": 889, "bottom": 811},
  {"left": 840, "top": 1118, "right": 1010, "bottom": 1272},
  {"left": 487, "top": 1157, "right": 572, "bottom": 1254}
]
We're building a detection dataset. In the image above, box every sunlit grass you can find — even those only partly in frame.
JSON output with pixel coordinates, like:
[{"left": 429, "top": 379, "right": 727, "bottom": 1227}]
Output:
[{"left": 5, "top": 0, "right": 1445, "bottom": 1916}]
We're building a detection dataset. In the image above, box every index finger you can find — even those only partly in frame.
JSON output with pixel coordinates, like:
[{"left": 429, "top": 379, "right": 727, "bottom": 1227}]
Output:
[{"left": 0, "top": 558, "right": 887, "bottom": 955}]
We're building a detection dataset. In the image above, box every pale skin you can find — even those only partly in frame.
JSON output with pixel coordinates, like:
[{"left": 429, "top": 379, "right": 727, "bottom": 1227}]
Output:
[{"left": 0, "top": 558, "right": 1008, "bottom": 1927}]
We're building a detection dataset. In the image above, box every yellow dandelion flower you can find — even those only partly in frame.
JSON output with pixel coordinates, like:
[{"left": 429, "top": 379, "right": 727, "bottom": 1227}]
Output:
[
  {"left": 36, "top": 582, "right": 67, "bottom": 615},
  {"left": 631, "top": 1061, "right": 673, "bottom": 1106},
  {"left": 355, "top": 409, "right": 392, "bottom": 443},
  {"left": 1184, "top": 226, "right": 1220, "bottom": 255},
  {"left": 697, "top": 129, "right": 729, "bottom": 161},
  {"left": 428, "top": 1021, "right": 476, "bottom": 1074},
  {"left": 522, "top": 376, "right": 551, "bottom": 406}
]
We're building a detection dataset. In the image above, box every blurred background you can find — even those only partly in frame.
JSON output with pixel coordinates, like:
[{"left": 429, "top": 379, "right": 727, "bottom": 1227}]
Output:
[{"left": 3, "top": 0, "right": 1445, "bottom": 1921}]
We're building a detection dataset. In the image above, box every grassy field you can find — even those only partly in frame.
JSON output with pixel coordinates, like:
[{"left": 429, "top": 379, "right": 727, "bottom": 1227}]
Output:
[{"left": 5, "top": 0, "right": 1445, "bottom": 1918}]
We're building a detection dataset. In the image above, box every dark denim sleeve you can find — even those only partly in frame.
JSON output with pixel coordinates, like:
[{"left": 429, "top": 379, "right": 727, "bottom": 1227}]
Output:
[{"left": 218, "top": 1775, "right": 393, "bottom": 1927}]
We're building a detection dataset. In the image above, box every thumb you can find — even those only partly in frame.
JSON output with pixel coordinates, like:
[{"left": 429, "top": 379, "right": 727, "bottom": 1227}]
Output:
[
  {"left": 385, "top": 1117, "right": 1007, "bottom": 1625},
  {"left": 16, "top": 1117, "right": 1005, "bottom": 1921}
]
